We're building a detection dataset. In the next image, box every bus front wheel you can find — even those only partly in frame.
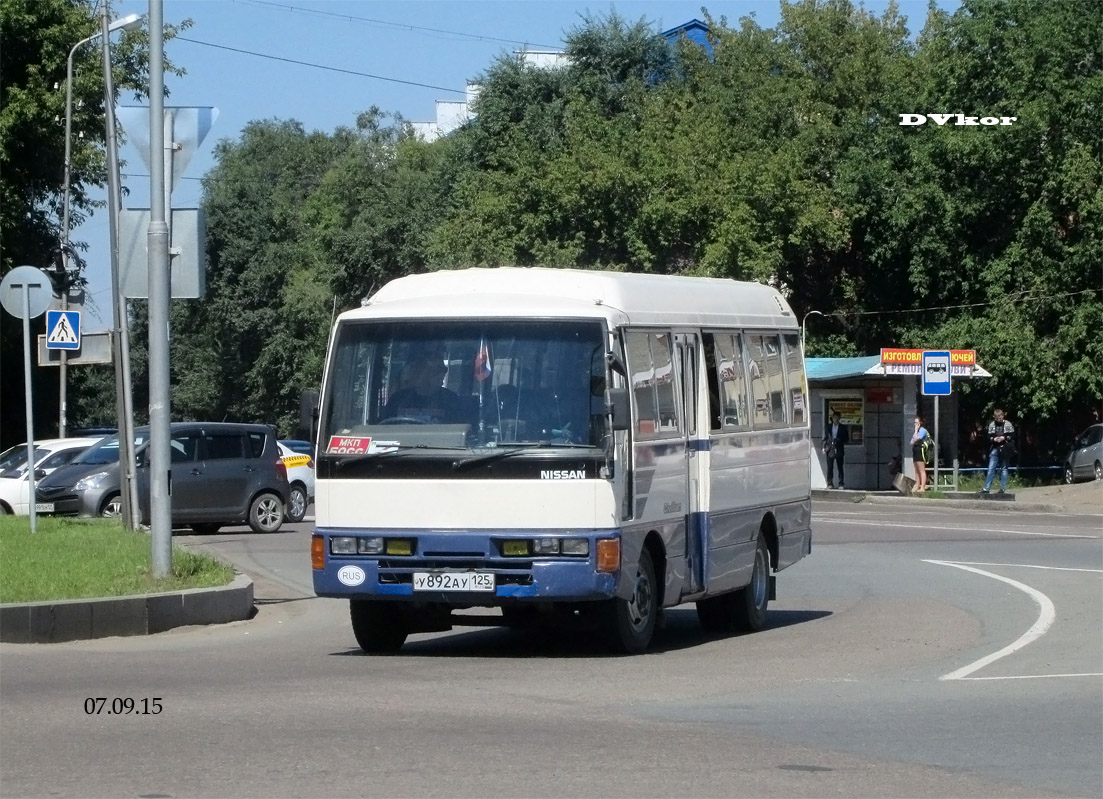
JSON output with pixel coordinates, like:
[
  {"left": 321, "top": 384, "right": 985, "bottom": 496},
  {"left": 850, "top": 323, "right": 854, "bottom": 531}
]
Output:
[
  {"left": 350, "top": 600, "right": 408, "bottom": 654},
  {"left": 602, "top": 547, "right": 658, "bottom": 654}
]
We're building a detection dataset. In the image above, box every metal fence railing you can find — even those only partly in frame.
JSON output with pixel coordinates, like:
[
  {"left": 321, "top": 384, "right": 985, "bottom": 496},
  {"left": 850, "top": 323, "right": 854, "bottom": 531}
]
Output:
[{"left": 930, "top": 461, "right": 1062, "bottom": 490}]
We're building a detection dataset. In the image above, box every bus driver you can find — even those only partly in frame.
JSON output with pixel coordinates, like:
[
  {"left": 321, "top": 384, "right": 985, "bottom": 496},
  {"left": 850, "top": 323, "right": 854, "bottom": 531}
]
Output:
[{"left": 382, "top": 352, "right": 462, "bottom": 424}]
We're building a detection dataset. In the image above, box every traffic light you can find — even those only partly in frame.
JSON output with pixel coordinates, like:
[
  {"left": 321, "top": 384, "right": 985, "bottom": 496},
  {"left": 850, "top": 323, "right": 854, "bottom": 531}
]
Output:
[{"left": 44, "top": 246, "right": 85, "bottom": 299}]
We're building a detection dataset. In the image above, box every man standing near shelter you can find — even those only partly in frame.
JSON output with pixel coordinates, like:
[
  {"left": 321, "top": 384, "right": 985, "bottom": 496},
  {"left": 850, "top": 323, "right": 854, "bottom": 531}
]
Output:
[
  {"left": 823, "top": 411, "right": 849, "bottom": 489},
  {"left": 982, "top": 408, "right": 1016, "bottom": 494}
]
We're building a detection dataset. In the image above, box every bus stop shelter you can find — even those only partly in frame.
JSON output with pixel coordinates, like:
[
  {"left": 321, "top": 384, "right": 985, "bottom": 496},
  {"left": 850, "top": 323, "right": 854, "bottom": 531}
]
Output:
[{"left": 807, "top": 355, "right": 991, "bottom": 490}]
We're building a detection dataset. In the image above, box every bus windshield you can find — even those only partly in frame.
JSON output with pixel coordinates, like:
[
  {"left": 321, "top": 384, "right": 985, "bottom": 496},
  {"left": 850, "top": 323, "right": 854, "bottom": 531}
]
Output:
[{"left": 321, "top": 319, "right": 607, "bottom": 453}]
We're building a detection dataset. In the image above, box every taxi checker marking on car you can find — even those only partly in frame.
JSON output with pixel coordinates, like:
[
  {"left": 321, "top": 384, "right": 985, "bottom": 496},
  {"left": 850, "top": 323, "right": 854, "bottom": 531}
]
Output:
[{"left": 282, "top": 454, "right": 312, "bottom": 469}]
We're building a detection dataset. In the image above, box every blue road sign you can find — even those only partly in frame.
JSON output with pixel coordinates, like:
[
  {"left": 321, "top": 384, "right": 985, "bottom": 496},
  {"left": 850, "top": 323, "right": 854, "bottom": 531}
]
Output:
[
  {"left": 922, "top": 350, "right": 951, "bottom": 396},
  {"left": 45, "top": 310, "right": 81, "bottom": 350}
]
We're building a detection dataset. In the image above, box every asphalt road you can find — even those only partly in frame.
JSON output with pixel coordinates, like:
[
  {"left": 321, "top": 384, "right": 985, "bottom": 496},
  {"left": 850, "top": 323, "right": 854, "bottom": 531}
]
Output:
[{"left": 1, "top": 502, "right": 1100, "bottom": 798}]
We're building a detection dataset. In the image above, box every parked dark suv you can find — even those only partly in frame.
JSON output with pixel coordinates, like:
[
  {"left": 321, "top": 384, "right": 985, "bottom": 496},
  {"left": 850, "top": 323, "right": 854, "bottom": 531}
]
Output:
[{"left": 36, "top": 423, "right": 290, "bottom": 534}]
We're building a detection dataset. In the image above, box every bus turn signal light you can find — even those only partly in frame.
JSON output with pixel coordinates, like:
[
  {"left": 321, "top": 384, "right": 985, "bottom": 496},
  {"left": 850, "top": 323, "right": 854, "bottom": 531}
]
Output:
[
  {"left": 596, "top": 539, "right": 620, "bottom": 573},
  {"left": 311, "top": 535, "right": 325, "bottom": 570}
]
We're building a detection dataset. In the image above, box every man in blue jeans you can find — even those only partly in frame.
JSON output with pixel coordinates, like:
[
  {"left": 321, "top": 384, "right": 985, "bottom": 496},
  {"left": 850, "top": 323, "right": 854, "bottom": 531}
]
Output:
[{"left": 982, "top": 408, "right": 1015, "bottom": 494}]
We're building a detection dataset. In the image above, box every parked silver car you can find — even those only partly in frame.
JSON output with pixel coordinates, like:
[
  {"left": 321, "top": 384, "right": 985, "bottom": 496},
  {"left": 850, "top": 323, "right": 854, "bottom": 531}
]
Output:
[
  {"left": 1064, "top": 423, "right": 1102, "bottom": 484},
  {"left": 34, "top": 432, "right": 148, "bottom": 518},
  {"left": 36, "top": 423, "right": 291, "bottom": 533}
]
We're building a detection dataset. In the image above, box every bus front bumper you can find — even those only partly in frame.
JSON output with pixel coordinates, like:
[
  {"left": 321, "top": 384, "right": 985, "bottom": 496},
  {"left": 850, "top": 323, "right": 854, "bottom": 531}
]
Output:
[{"left": 312, "top": 529, "right": 620, "bottom": 603}]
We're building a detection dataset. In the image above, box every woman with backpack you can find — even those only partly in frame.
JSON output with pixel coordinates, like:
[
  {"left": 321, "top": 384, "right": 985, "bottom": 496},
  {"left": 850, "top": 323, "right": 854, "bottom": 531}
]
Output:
[{"left": 910, "top": 415, "right": 931, "bottom": 492}]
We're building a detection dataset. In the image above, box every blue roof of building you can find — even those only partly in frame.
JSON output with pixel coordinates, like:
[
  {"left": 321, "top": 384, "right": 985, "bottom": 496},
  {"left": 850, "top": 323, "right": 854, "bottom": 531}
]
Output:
[
  {"left": 661, "top": 19, "right": 712, "bottom": 55},
  {"left": 806, "top": 356, "right": 883, "bottom": 380}
]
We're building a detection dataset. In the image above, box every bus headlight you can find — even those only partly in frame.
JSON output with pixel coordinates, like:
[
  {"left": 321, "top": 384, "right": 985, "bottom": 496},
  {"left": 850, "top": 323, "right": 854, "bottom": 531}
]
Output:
[
  {"left": 330, "top": 537, "right": 357, "bottom": 555},
  {"left": 561, "top": 538, "right": 589, "bottom": 556},
  {"left": 533, "top": 537, "right": 559, "bottom": 555},
  {"left": 358, "top": 537, "right": 384, "bottom": 554}
]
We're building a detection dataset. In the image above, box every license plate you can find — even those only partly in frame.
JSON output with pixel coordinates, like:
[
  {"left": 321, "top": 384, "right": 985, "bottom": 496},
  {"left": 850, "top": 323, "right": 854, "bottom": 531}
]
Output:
[
  {"left": 412, "top": 571, "right": 495, "bottom": 592},
  {"left": 34, "top": 503, "right": 54, "bottom": 513}
]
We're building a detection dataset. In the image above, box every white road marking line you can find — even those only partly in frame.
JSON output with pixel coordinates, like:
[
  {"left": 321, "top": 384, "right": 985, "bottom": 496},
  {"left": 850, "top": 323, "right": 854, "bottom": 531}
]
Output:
[
  {"left": 816, "top": 518, "right": 1097, "bottom": 538},
  {"left": 943, "top": 562, "right": 1103, "bottom": 573},
  {"left": 925, "top": 560, "right": 1056, "bottom": 681},
  {"left": 956, "top": 673, "right": 1103, "bottom": 680}
]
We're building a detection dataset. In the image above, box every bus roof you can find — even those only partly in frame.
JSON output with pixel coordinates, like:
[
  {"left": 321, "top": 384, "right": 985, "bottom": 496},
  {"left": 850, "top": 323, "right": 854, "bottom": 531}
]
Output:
[{"left": 341, "top": 267, "right": 797, "bottom": 329}]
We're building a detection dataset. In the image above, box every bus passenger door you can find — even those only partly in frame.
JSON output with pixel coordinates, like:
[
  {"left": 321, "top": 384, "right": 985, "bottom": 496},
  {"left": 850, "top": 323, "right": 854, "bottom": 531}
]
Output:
[{"left": 677, "top": 333, "right": 707, "bottom": 595}]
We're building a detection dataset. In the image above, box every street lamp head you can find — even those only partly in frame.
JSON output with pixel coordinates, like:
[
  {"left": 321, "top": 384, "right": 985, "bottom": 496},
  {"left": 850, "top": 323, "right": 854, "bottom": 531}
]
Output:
[{"left": 107, "top": 13, "right": 144, "bottom": 34}]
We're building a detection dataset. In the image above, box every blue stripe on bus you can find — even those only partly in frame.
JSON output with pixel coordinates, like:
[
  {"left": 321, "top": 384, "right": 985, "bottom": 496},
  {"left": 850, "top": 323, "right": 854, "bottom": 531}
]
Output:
[
  {"left": 688, "top": 439, "right": 711, "bottom": 452},
  {"left": 688, "top": 510, "right": 709, "bottom": 592}
]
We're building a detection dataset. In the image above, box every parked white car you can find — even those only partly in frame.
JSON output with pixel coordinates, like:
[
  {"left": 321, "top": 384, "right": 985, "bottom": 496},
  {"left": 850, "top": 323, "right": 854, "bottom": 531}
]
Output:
[
  {"left": 278, "top": 440, "right": 315, "bottom": 523},
  {"left": 0, "top": 437, "right": 103, "bottom": 515}
]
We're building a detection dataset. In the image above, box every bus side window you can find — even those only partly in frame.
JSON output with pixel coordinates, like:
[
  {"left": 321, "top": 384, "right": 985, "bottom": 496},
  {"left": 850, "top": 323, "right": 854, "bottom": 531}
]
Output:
[
  {"left": 782, "top": 333, "right": 805, "bottom": 425},
  {"left": 703, "top": 334, "right": 722, "bottom": 431},
  {"left": 625, "top": 330, "right": 681, "bottom": 438},
  {"left": 651, "top": 333, "right": 679, "bottom": 433},
  {"left": 712, "top": 331, "right": 750, "bottom": 430},
  {"left": 747, "top": 332, "right": 786, "bottom": 428}
]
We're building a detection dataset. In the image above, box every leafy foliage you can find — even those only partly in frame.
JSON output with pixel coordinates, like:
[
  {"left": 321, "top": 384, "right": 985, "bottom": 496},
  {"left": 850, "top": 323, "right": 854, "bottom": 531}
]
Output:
[
  {"left": 30, "top": 1, "right": 1099, "bottom": 455},
  {"left": 0, "top": 0, "right": 187, "bottom": 448}
]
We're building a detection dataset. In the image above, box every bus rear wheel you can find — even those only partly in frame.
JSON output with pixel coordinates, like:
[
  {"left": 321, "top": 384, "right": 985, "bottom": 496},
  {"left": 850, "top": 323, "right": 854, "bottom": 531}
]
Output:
[
  {"left": 696, "top": 533, "right": 770, "bottom": 634},
  {"left": 732, "top": 534, "right": 770, "bottom": 632},
  {"left": 602, "top": 547, "right": 658, "bottom": 654},
  {"left": 350, "top": 600, "right": 408, "bottom": 654}
]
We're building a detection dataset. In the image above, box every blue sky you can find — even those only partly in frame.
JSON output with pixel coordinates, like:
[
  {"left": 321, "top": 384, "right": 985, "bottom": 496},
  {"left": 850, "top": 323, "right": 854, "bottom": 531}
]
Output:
[{"left": 76, "top": 0, "right": 955, "bottom": 329}]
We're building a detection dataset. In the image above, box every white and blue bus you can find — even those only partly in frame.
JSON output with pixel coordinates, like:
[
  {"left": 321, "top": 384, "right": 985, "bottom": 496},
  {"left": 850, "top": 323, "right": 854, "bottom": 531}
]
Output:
[{"left": 311, "top": 267, "right": 812, "bottom": 653}]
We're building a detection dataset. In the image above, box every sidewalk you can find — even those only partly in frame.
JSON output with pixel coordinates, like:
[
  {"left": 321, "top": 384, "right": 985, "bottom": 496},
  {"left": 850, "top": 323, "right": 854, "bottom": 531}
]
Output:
[{"left": 813, "top": 483, "right": 1102, "bottom": 515}]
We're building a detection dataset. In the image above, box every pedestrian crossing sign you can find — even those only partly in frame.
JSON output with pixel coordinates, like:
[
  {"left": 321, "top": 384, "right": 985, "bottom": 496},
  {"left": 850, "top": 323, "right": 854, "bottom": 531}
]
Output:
[{"left": 45, "top": 310, "right": 81, "bottom": 350}]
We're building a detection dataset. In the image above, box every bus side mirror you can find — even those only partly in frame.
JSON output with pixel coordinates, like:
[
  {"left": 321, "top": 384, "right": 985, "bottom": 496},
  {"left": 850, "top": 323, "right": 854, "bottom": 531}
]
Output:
[
  {"left": 299, "top": 389, "right": 319, "bottom": 442},
  {"left": 606, "top": 387, "right": 630, "bottom": 432}
]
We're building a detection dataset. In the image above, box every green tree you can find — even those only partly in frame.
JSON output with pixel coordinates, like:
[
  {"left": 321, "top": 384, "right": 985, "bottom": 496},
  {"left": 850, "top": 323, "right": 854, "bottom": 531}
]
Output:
[
  {"left": 167, "top": 110, "right": 442, "bottom": 434},
  {"left": 902, "top": 0, "right": 1102, "bottom": 443},
  {"left": 0, "top": 0, "right": 187, "bottom": 447},
  {"left": 153, "top": 0, "right": 1099, "bottom": 458}
]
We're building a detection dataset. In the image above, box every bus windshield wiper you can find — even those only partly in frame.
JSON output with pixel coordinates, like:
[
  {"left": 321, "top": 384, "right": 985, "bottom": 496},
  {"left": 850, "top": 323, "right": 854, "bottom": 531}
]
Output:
[{"left": 452, "top": 442, "right": 595, "bottom": 470}]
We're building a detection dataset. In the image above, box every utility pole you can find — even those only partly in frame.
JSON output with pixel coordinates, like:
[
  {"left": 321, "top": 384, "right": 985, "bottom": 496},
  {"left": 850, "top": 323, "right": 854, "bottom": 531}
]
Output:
[
  {"left": 100, "top": 1, "right": 140, "bottom": 529},
  {"left": 148, "top": 0, "right": 172, "bottom": 577}
]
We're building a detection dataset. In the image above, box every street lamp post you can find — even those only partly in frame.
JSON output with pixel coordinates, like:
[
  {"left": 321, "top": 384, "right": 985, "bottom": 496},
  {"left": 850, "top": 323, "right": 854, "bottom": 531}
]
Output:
[
  {"left": 801, "top": 310, "right": 824, "bottom": 353},
  {"left": 59, "top": 12, "right": 141, "bottom": 439},
  {"left": 99, "top": 5, "right": 143, "bottom": 530}
]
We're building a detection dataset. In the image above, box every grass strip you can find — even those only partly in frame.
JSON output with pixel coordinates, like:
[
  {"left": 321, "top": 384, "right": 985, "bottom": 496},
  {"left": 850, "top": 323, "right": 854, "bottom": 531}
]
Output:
[{"left": 0, "top": 516, "right": 234, "bottom": 603}]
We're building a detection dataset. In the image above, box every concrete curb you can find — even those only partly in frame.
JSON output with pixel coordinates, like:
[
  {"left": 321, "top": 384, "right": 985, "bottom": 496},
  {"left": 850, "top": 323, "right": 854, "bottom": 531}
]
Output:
[
  {"left": 0, "top": 573, "right": 254, "bottom": 644},
  {"left": 858, "top": 494, "right": 1065, "bottom": 513}
]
